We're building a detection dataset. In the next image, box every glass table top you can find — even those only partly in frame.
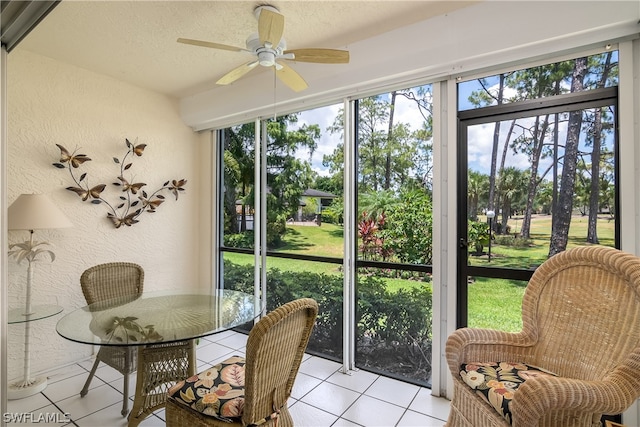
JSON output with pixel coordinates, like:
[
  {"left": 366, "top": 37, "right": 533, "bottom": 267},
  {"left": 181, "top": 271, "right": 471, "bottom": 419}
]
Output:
[
  {"left": 56, "top": 289, "right": 259, "bottom": 346},
  {"left": 8, "top": 304, "right": 64, "bottom": 324}
]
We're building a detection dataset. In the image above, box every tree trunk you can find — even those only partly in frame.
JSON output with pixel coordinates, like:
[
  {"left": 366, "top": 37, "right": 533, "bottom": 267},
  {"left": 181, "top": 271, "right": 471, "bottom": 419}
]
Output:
[
  {"left": 487, "top": 75, "right": 505, "bottom": 223},
  {"left": 225, "top": 188, "right": 239, "bottom": 234},
  {"left": 240, "top": 183, "right": 247, "bottom": 232},
  {"left": 469, "top": 194, "right": 478, "bottom": 221},
  {"left": 520, "top": 116, "right": 550, "bottom": 239},
  {"left": 501, "top": 199, "right": 510, "bottom": 234},
  {"left": 587, "top": 51, "right": 612, "bottom": 244},
  {"left": 549, "top": 57, "right": 587, "bottom": 257},
  {"left": 587, "top": 107, "right": 603, "bottom": 244},
  {"left": 385, "top": 92, "right": 396, "bottom": 190},
  {"left": 498, "top": 121, "right": 516, "bottom": 234}
]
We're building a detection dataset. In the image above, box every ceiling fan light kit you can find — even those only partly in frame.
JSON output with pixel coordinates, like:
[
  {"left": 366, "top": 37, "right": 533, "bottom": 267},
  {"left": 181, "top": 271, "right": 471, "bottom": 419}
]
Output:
[{"left": 177, "top": 4, "right": 349, "bottom": 92}]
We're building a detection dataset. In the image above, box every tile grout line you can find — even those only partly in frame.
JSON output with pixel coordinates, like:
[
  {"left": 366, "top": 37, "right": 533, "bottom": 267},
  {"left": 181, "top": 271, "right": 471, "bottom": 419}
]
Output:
[
  {"left": 39, "top": 389, "right": 80, "bottom": 427},
  {"left": 395, "top": 385, "right": 423, "bottom": 426},
  {"left": 332, "top": 374, "right": 381, "bottom": 424},
  {"left": 12, "top": 333, "right": 449, "bottom": 426}
]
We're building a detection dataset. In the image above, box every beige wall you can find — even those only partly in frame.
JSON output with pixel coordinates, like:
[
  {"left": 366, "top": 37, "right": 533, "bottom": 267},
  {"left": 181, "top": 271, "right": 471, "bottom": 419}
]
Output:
[{"left": 6, "top": 49, "right": 203, "bottom": 380}]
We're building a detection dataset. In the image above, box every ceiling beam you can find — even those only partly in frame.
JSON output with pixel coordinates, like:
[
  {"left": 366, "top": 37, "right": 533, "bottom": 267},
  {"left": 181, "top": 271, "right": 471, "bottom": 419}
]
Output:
[{"left": 1, "top": 0, "right": 59, "bottom": 52}]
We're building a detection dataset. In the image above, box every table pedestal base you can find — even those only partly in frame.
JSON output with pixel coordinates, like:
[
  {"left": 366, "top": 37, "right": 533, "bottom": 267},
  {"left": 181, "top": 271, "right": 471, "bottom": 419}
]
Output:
[
  {"left": 127, "top": 340, "right": 196, "bottom": 427},
  {"left": 8, "top": 376, "right": 48, "bottom": 400}
]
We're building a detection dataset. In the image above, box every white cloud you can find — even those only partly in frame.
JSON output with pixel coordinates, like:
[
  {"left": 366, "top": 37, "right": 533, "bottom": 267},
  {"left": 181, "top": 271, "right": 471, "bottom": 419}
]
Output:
[{"left": 297, "top": 103, "right": 342, "bottom": 177}]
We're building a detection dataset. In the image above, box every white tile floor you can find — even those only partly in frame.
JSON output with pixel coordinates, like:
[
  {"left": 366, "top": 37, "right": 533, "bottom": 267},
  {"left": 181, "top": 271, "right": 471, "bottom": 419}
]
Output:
[{"left": 7, "top": 330, "right": 450, "bottom": 426}]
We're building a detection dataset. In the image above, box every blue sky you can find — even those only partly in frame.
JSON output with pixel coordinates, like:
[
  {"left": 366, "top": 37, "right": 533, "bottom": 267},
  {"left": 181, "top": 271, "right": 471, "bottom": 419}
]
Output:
[
  {"left": 293, "top": 77, "right": 616, "bottom": 180},
  {"left": 295, "top": 88, "right": 433, "bottom": 177}
]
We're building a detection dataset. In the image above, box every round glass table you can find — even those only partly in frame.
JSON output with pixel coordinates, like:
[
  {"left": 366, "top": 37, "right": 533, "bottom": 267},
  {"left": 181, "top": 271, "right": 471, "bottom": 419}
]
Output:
[
  {"left": 9, "top": 304, "right": 63, "bottom": 324},
  {"left": 57, "top": 289, "right": 258, "bottom": 346},
  {"left": 56, "top": 289, "right": 259, "bottom": 427}
]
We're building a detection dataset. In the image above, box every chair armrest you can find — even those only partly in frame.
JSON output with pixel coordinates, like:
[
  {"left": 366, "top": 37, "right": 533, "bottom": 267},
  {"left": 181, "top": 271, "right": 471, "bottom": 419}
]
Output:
[
  {"left": 512, "top": 373, "right": 640, "bottom": 426},
  {"left": 446, "top": 327, "right": 534, "bottom": 376}
]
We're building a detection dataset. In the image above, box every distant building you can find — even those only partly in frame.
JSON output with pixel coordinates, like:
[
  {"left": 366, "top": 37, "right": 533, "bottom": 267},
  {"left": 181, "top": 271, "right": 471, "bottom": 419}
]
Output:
[
  {"left": 236, "top": 188, "right": 337, "bottom": 228},
  {"left": 297, "top": 189, "right": 337, "bottom": 221}
]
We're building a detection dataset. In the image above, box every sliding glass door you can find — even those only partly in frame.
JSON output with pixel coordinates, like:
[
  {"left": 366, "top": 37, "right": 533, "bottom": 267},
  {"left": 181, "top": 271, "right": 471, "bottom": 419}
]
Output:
[{"left": 457, "top": 52, "right": 619, "bottom": 330}]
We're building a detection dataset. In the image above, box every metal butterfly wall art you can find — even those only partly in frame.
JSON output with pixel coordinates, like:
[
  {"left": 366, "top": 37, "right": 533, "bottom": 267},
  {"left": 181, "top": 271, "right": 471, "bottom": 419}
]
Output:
[{"left": 53, "top": 138, "right": 187, "bottom": 228}]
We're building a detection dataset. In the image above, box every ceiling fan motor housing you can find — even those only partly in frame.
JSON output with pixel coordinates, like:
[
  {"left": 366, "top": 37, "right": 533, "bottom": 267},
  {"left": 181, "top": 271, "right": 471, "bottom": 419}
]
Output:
[{"left": 246, "top": 33, "right": 286, "bottom": 67}]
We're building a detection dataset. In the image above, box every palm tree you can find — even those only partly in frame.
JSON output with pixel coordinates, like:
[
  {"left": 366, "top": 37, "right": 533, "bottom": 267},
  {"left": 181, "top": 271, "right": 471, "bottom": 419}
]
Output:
[
  {"left": 496, "top": 167, "right": 526, "bottom": 234},
  {"left": 468, "top": 170, "right": 489, "bottom": 221}
]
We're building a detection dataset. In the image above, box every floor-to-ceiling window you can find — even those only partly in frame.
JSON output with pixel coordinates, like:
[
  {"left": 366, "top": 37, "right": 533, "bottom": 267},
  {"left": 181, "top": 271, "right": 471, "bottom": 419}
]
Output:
[
  {"left": 218, "top": 91, "right": 436, "bottom": 386},
  {"left": 219, "top": 104, "right": 347, "bottom": 362},
  {"left": 352, "top": 86, "right": 434, "bottom": 387}
]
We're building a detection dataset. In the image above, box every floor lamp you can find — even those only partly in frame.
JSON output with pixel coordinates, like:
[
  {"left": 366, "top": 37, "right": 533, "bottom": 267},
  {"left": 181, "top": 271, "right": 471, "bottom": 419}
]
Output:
[{"left": 7, "top": 194, "right": 72, "bottom": 399}]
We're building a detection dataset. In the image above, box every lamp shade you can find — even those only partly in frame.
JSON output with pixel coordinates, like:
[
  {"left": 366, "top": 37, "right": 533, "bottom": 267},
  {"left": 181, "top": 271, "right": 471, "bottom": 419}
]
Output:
[{"left": 8, "top": 194, "right": 73, "bottom": 230}]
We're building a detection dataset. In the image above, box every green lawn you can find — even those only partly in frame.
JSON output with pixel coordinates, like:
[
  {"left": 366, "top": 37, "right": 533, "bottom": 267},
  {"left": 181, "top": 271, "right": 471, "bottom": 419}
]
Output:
[
  {"left": 278, "top": 224, "right": 345, "bottom": 258},
  {"left": 226, "top": 215, "right": 615, "bottom": 333},
  {"left": 224, "top": 223, "right": 344, "bottom": 276},
  {"left": 468, "top": 277, "right": 527, "bottom": 331},
  {"left": 467, "top": 214, "right": 614, "bottom": 331}
]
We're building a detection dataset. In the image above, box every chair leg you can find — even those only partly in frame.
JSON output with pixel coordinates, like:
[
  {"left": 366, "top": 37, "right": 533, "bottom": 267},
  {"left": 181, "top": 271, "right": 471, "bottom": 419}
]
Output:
[
  {"left": 121, "top": 373, "right": 129, "bottom": 417},
  {"left": 120, "top": 347, "right": 137, "bottom": 417},
  {"left": 80, "top": 357, "right": 101, "bottom": 397}
]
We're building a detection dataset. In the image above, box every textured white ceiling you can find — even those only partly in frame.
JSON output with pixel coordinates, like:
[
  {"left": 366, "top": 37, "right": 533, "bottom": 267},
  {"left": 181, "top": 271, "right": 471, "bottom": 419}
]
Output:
[{"left": 16, "top": 1, "right": 477, "bottom": 98}]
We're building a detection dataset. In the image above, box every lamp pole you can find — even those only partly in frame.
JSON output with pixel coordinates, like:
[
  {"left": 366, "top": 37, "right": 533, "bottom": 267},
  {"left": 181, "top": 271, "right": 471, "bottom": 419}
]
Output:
[
  {"left": 486, "top": 210, "right": 495, "bottom": 262},
  {"left": 7, "top": 194, "right": 72, "bottom": 399}
]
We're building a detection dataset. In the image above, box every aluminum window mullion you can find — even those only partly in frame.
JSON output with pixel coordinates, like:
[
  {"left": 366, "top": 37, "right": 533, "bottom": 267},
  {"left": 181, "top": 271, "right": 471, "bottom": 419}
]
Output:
[
  {"left": 212, "top": 130, "right": 221, "bottom": 293},
  {"left": 431, "top": 79, "right": 455, "bottom": 398},
  {"left": 618, "top": 36, "right": 640, "bottom": 427},
  {"left": 260, "top": 121, "right": 267, "bottom": 316},
  {"left": 253, "top": 119, "right": 263, "bottom": 317},
  {"left": 1, "top": 44, "right": 9, "bottom": 422},
  {"left": 342, "top": 98, "right": 356, "bottom": 373}
]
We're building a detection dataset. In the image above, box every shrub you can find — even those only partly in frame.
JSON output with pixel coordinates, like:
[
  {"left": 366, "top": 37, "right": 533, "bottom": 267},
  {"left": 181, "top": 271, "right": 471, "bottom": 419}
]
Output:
[
  {"left": 267, "top": 214, "right": 287, "bottom": 247},
  {"left": 468, "top": 220, "right": 490, "bottom": 255},
  {"left": 493, "top": 235, "right": 533, "bottom": 248},
  {"left": 223, "top": 214, "right": 288, "bottom": 249},
  {"left": 379, "top": 190, "right": 433, "bottom": 265},
  {"left": 223, "top": 260, "right": 433, "bottom": 384},
  {"left": 224, "top": 231, "right": 254, "bottom": 248},
  {"left": 320, "top": 208, "right": 341, "bottom": 225}
]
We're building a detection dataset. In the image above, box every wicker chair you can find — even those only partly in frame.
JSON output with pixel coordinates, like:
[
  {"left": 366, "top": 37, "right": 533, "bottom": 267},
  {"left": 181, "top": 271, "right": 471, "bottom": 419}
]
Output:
[
  {"left": 79, "top": 262, "right": 144, "bottom": 417},
  {"left": 165, "top": 298, "right": 319, "bottom": 427},
  {"left": 446, "top": 245, "right": 640, "bottom": 427}
]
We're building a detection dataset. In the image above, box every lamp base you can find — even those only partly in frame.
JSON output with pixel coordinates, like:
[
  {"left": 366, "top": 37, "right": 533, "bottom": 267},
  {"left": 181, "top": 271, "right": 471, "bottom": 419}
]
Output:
[{"left": 7, "top": 376, "right": 48, "bottom": 400}]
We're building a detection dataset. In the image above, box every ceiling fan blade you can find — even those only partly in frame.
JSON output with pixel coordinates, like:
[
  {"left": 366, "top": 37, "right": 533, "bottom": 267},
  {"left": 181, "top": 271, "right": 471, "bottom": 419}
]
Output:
[
  {"left": 275, "top": 62, "right": 308, "bottom": 92},
  {"left": 283, "top": 48, "right": 350, "bottom": 64},
  {"left": 258, "top": 8, "right": 284, "bottom": 47},
  {"left": 217, "top": 61, "right": 259, "bottom": 85},
  {"left": 177, "top": 38, "right": 246, "bottom": 53}
]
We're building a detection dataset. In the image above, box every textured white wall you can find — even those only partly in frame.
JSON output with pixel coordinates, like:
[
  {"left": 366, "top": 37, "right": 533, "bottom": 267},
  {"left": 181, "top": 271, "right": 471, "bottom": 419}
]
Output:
[{"left": 6, "top": 49, "right": 202, "bottom": 380}]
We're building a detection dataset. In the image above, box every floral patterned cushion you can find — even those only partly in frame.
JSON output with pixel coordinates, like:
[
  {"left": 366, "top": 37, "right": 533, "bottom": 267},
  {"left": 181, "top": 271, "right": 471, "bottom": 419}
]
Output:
[
  {"left": 168, "top": 355, "right": 246, "bottom": 422},
  {"left": 459, "top": 362, "right": 557, "bottom": 425}
]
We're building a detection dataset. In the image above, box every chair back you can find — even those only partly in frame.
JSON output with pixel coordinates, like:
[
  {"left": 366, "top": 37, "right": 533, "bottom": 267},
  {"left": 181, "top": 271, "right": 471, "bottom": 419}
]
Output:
[
  {"left": 523, "top": 246, "right": 640, "bottom": 381},
  {"left": 241, "top": 298, "right": 318, "bottom": 426},
  {"left": 80, "top": 262, "right": 144, "bottom": 305}
]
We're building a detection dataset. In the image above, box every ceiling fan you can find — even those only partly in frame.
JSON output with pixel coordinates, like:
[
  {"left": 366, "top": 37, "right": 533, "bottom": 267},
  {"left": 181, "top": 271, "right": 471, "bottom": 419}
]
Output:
[{"left": 177, "top": 5, "right": 350, "bottom": 92}]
